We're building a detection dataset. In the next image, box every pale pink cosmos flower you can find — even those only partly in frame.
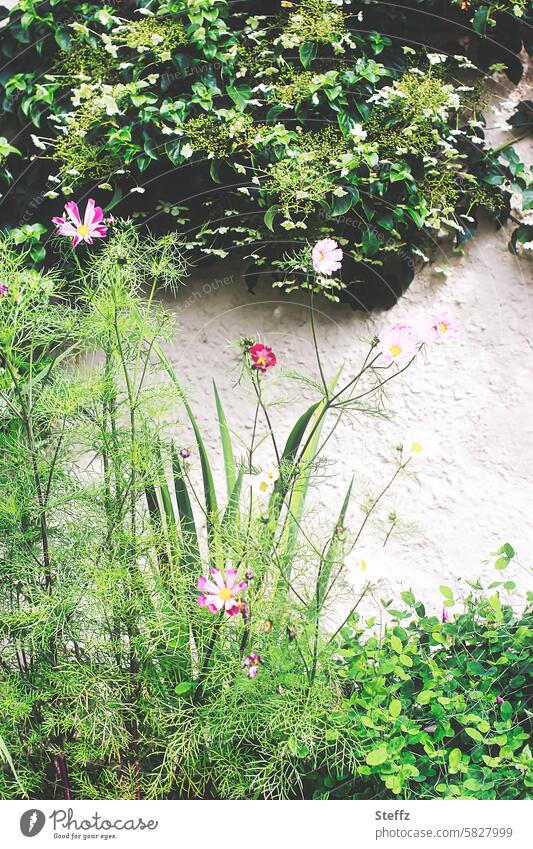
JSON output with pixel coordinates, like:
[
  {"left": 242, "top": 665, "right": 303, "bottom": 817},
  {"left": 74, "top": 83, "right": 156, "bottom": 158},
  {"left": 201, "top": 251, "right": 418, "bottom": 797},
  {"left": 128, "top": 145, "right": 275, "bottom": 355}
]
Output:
[
  {"left": 312, "top": 238, "right": 343, "bottom": 276},
  {"left": 196, "top": 568, "right": 247, "bottom": 616},
  {"left": 411, "top": 315, "right": 436, "bottom": 346},
  {"left": 344, "top": 546, "right": 390, "bottom": 591},
  {"left": 377, "top": 323, "right": 418, "bottom": 365},
  {"left": 430, "top": 312, "right": 459, "bottom": 342},
  {"left": 52, "top": 199, "right": 108, "bottom": 248}
]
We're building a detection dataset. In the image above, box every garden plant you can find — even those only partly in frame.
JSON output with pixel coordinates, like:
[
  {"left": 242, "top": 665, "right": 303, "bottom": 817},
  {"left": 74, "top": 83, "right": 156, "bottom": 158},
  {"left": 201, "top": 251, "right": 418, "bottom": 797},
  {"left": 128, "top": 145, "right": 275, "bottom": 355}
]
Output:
[
  {"left": 0, "top": 210, "right": 531, "bottom": 799},
  {"left": 0, "top": 0, "right": 531, "bottom": 804},
  {"left": 0, "top": 0, "right": 531, "bottom": 307}
]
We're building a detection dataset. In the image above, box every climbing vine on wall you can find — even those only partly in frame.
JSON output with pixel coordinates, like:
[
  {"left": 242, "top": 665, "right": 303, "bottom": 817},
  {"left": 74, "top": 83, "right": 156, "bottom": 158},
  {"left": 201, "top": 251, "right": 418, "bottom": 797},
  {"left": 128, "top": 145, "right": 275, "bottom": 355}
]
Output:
[{"left": 0, "top": 0, "right": 531, "bottom": 307}]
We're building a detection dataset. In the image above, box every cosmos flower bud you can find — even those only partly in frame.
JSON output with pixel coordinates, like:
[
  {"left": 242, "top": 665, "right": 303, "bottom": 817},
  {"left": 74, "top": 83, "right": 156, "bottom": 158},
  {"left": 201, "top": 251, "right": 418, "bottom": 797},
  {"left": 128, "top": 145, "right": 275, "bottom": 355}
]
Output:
[{"left": 243, "top": 653, "right": 264, "bottom": 678}]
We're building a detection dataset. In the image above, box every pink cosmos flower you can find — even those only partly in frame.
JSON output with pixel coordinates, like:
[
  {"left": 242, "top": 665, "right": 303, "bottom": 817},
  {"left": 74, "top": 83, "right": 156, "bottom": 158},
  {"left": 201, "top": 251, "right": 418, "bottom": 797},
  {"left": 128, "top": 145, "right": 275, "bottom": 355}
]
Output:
[
  {"left": 410, "top": 315, "right": 437, "bottom": 346},
  {"left": 243, "top": 653, "right": 264, "bottom": 678},
  {"left": 0, "top": 283, "right": 8, "bottom": 297},
  {"left": 377, "top": 323, "right": 418, "bottom": 365},
  {"left": 196, "top": 568, "right": 248, "bottom": 616},
  {"left": 441, "top": 607, "right": 450, "bottom": 623},
  {"left": 249, "top": 343, "right": 277, "bottom": 373},
  {"left": 312, "top": 238, "right": 343, "bottom": 276},
  {"left": 52, "top": 199, "right": 108, "bottom": 248},
  {"left": 430, "top": 312, "right": 459, "bottom": 342},
  {"left": 496, "top": 695, "right": 505, "bottom": 705}
]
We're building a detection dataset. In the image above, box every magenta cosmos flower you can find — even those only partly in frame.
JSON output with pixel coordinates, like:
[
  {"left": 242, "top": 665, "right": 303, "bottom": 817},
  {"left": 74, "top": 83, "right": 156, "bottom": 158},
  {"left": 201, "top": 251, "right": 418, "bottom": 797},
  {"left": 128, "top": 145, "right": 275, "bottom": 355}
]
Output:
[
  {"left": 243, "top": 653, "right": 264, "bottom": 678},
  {"left": 441, "top": 607, "right": 450, "bottom": 623},
  {"left": 377, "top": 323, "right": 418, "bottom": 365},
  {"left": 196, "top": 568, "right": 248, "bottom": 616},
  {"left": 0, "top": 282, "right": 8, "bottom": 298},
  {"left": 52, "top": 199, "right": 108, "bottom": 248},
  {"left": 312, "top": 238, "right": 343, "bottom": 276},
  {"left": 249, "top": 343, "right": 277, "bottom": 373},
  {"left": 430, "top": 311, "right": 459, "bottom": 342}
]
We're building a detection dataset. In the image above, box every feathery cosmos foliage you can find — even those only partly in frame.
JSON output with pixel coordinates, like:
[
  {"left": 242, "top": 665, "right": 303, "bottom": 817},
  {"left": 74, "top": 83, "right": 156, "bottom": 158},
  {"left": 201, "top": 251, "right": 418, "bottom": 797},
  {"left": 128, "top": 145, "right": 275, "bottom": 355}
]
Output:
[{"left": 0, "top": 227, "right": 530, "bottom": 800}]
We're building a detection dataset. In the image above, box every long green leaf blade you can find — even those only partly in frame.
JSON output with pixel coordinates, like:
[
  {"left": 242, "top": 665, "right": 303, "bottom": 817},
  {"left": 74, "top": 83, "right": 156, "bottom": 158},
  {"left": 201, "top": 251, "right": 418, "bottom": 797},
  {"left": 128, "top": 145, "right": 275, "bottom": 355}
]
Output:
[
  {"left": 213, "top": 380, "right": 236, "bottom": 498},
  {"left": 316, "top": 477, "right": 354, "bottom": 611}
]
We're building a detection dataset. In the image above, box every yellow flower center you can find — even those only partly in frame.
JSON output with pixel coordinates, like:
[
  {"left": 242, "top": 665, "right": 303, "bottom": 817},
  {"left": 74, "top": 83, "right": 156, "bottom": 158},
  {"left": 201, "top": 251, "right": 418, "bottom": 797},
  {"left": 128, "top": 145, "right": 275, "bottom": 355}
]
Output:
[
  {"left": 317, "top": 250, "right": 324, "bottom": 261},
  {"left": 258, "top": 480, "right": 269, "bottom": 493},
  {"left": 438, "top": 322, "right": 447, "bottom": 334},
  {"left": 77, "top": 224, "right": 90, "bottom": 237},
  {"left": 256, "top": 355, "right": 266, "bottom": 366},
  {"left": 219, "top": 587, "right": 233, "bottom": 601},
  {"left": 411, "top": 441, "right": 423, "bottom": 453},
  {"left": 390, "top": 344, "right": 401, "bottom": 358},
  {"left": 359, "top": 559, "right": 367, "bottom": 572}
]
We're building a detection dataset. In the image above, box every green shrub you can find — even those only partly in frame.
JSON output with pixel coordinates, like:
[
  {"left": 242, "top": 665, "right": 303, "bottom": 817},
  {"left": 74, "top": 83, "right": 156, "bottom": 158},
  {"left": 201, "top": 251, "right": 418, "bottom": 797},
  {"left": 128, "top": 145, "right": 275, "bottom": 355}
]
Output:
[
  {"left": 310, "top": 581, "right": 532, "bottom": 799},
  {"left": 0, "top": 0, "right": 531, "bottom": 304}
]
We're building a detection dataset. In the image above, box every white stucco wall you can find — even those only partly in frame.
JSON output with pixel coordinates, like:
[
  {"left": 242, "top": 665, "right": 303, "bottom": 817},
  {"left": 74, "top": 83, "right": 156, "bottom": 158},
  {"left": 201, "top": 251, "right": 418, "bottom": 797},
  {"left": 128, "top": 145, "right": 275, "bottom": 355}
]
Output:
[
  {"left": 159, "top": 92, "right": 532, "bottom": 616},
  {"left": 160, "top": 212, "right": 532, "bottom": 617}
]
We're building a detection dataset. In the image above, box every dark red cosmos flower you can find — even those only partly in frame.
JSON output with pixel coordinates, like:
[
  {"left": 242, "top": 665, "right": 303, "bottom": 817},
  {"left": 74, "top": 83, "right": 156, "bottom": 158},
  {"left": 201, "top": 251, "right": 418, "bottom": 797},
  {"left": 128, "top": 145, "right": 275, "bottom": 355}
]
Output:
[{"left": 249, "top": 343, "right": 276, "bottom": 373}]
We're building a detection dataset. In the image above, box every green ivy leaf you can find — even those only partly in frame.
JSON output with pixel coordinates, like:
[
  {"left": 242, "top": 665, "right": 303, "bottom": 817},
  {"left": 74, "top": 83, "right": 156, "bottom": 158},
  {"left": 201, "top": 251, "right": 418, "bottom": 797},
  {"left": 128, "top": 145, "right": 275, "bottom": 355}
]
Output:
[
  {"left": 54, "top": 28, "right": 71, "bottom": 51},
  {"left": 227, "top": 84, "right": 252, "bottom": 111},
  {"left": 264, "top": 204, "right": 281, "bottom": 232},
  {"left": 331, "top": 191, "right": 352, "bottom": 217},
  {"left": 362, "top": 228, "right": 380, "bottom": 256},
  {"left": 472, "top": 7, "right": 489, "bottom": 36},
  {"left": 299, "top": 42, "right": 317, "bottom": 69}
]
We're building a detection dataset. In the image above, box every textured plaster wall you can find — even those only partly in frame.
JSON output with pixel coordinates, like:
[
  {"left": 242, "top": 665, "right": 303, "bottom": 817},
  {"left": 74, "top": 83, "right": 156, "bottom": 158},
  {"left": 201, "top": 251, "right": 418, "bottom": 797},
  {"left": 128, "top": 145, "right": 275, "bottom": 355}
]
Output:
[
  {"left": 160, "top": 212, "right": 532, "bottom": 618},
  {"left": 159, "top": 129, "right": 533, "bottom": 618}
]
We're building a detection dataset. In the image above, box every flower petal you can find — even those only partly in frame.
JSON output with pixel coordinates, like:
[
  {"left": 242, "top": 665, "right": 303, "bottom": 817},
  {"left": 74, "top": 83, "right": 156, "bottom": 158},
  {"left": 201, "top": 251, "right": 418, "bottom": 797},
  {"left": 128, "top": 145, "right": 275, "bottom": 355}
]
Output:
[
  {"left": 64, "top": 201, "right": 82, "bottom": 227},
  {"left": 210, "top": 569, "right": 225, "bottom": 589},
  {"left": 206, "top": 595, "right": 223, "bottom": 613},
  {"left": 225, "top": 568, "right": 237, "bottom": 589}
]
